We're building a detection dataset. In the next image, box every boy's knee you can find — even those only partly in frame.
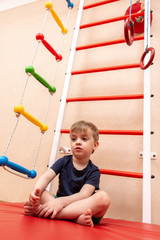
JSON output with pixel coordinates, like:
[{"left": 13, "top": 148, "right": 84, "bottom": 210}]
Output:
[{"left": 96, "top": 191, "right": 110, "bottom": 208}]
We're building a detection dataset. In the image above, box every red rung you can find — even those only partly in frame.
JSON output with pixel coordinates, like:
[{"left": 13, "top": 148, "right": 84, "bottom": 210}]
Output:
[
  {"left": 66, "top": 94, "right": 144, "bottom": 103},
  {"left": 36, "top": 33, "right": 62, "bottom": 61},
  {"left": 76, "top": 36, "right": 144, "bottom": 51},
  {"left": 80, "top": 11, "right": 144, "bottom": 29},
  {"left": 100, "top": 169, "right": 143, "bottom": 178},
  {"left": 71, "top": 63, "right": 140, "bottom": 75},
  {"left": 99, "top": 130, "right": 143, "bottom": 135},
  {"left": 83, "top": 0, "right": 120, "bottom": 10},
  {"left": 61, "top": 129, "right": 143, "bottom": 135}
]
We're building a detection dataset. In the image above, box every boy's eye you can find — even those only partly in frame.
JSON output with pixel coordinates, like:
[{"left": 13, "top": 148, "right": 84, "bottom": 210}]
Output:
[
  {"left": 71, "top": 137, "right": 76, "bottom": 141},
  {"left": 82, "top": 137, "right": 88, "bottom": 141}
]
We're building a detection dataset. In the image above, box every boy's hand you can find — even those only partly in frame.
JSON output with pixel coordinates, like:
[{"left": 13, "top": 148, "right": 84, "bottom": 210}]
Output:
[
  {"left": 36, "top": 198, "right": 64, "bottom": 219},
  {"left": 29, "top": 189, "right": 41, "bottom": 207}
]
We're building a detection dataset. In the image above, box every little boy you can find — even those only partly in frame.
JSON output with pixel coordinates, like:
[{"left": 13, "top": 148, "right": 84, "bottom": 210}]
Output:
[{"left": 24, "top": 120, "right": 110, "bottom": 227}]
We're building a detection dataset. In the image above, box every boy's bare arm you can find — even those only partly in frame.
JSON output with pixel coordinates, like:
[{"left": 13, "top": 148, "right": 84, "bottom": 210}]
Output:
[{"left": 30, "top": 169, "right": 56, "bottom": 204}]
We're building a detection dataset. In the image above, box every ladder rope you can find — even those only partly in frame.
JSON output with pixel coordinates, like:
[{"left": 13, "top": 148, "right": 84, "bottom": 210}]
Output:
[
  {"left": 42, "top": 8, "right": 72, "bottom": 126},
  {"left": 2, "top": 165, "right": 29, "bottom": 179},
  {"left": 32, "top": 133, "right": 43, "bottom": 170},
  {"left": 19, "top": 76, "right": 30, "bottom": 105},
  {"left": 3, "top": 118, "right": 20, "bottom": 156},
  {"left": 31, "top": 11, "right": 49, "bottom": 68},
  {"left": 145, "top": 0, "right": 149, "bottom": 51},
  {"left": 53, "top": 8, "right": 72, "bottom": 78},
  {"left": 19, "top": 10, "right": 50, "bottom": 108},
  {"left": 129, "top": 0, "right": 132, "bottom": 19}
]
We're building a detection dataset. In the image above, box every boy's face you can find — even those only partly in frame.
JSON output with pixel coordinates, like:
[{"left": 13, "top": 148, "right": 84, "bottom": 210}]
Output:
[{"left": 70, "top": 128, "right": 99, "bottom": 160}]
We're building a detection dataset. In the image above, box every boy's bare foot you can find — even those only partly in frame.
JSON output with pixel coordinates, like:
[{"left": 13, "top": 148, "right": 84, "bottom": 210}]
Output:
[
  {"left": 24, "top": 200, "right": 41, "bottom": 217},
  {"left": 24, "top": 201, "right": 35, "bottom": 216},
  {"left": 76, "top": 209, "right": 94, "bottom": 227},
  {"left": 24, "top": 189, "right": 42, "bottom": 216}
]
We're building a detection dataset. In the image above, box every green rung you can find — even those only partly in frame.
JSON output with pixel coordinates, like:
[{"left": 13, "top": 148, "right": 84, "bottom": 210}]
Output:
[{"left": 25, "top": 66, "right": 56, "bottom": 94}]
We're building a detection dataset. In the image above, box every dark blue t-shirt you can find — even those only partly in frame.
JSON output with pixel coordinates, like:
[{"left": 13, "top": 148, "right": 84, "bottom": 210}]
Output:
[{"left": 50, "top": 155, "right": 100, "bottom": 197}]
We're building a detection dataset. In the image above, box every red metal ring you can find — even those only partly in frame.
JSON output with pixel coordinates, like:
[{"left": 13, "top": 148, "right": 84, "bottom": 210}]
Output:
[
  {"left": 124, "top": 18, "right": 134, "bottom": 46},
  {"left": 140, "top": 47, "right": 155, "bottom": 70}
]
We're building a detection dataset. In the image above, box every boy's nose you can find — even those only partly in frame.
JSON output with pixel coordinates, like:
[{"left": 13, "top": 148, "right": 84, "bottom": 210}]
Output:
[{"left": 76, "top": 138, "right": 81, "bottom": 144}]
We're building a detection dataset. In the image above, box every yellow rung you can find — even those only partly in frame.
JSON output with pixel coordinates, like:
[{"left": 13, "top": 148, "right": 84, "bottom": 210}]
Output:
[
  {"left": 14, "top": 105, "right": 48, "bottom": 133},
  {"left": 45, "top": 2, "right": 68, "bottom": 34}
]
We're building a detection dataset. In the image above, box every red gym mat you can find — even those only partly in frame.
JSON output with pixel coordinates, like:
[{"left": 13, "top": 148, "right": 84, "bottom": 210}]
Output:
[{"left": 0, "top": 202, "right": 160, "bottom": 240}]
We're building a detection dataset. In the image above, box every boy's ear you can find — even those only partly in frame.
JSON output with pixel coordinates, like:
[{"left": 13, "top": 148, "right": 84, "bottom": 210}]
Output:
[
  {"left": 93, "top": 141, "right": 99, "bottom": 151},
  {"left": 92, "top": 141, "right": 99, "bottom": 154}
]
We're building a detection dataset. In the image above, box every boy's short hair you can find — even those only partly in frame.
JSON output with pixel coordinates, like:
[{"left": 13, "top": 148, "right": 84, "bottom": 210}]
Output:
[{"left": 70, "top": 120, "right": 99, "bottom": 142}]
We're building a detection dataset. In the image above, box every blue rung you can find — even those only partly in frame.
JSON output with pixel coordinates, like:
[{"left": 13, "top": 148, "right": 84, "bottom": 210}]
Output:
[
  {"left": 66, "top": 0, "right": 74, "bottom": 9},
  {"left": 0, "top": 156, "right": 37, "bottom": 179}
]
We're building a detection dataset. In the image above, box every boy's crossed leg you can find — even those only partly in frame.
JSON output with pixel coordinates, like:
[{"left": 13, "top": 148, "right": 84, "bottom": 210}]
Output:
[{"left": 24, "top": 190, "right": 110, "bottom": 227}]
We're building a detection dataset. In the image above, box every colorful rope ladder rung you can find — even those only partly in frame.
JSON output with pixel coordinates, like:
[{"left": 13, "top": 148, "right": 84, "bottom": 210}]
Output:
[
  {"left": 36, "top": 33, "right": 62, "bottom": 62},
  {"left": 100, "top": 169, "right": 155, "bottom": 179},
  {"left": 14, "top": 105, "right": 48, "bottom": 133},
  {"left": 80, "top": 11, "right": 145, "bottom": 29},
  {"left": 61, "top": 129, "right": 143, "bottom": 135},
  {"left": 71, "top": 63, "right": 140, "bottom": 75},
  {"left": 76, "top": 36, "right": 144, "bottom": 51},
  {"left": 66, "top": 0, "right": 74, "bottom": 9},
  {"left": 0, "top": 156, "right": 37, "bottom": 178},
  {"left": 66, "top": 94, "right": 144, "bottom": 103},
  {"left": 45, "top": 2, "right": 68, "bottom": 34},
  {"left": 25, "top": 66, "right": 56, "bottom": 94},
  {"left": 83, "top": 0, "right": 120, "bottom": 10}
]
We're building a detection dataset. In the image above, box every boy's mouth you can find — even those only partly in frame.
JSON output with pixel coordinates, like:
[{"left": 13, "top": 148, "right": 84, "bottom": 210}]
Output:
[{"left": 75, "top": 147, "right": 82, "bottom": 151}]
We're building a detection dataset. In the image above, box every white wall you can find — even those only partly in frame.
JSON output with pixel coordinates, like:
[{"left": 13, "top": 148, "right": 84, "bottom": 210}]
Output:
[{"left": 0, "top": 0, "right": 40, "bottom": 12}]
